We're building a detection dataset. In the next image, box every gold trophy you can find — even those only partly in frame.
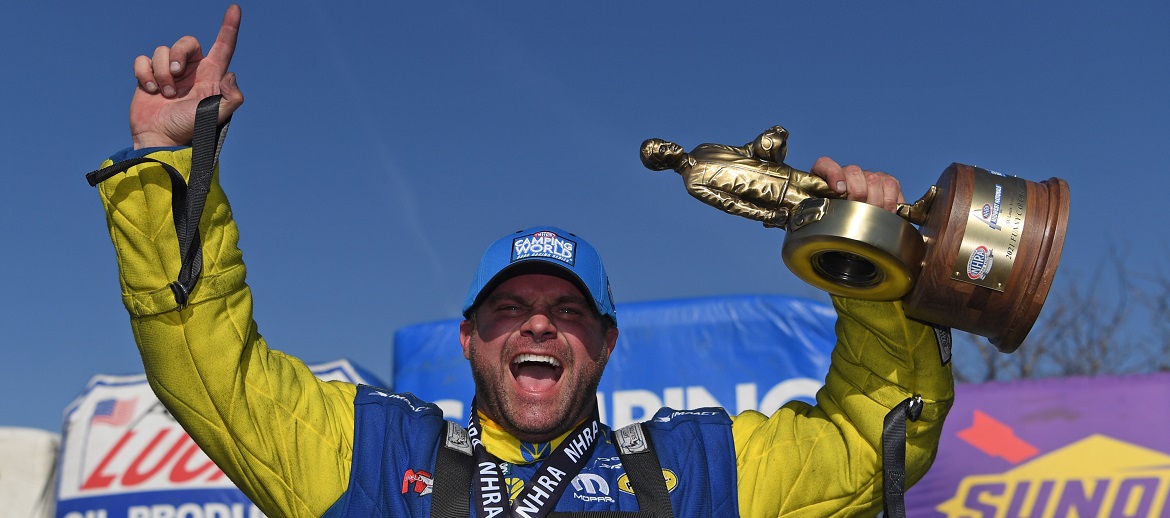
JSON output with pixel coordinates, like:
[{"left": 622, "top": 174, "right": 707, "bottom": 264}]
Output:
[{"left": 641, "top": 126, "right": 1069, "bottom": 353}]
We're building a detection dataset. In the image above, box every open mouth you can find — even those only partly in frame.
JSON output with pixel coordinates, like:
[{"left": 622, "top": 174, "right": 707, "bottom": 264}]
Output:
[{"left": 510, "top": 354, "right": 564, "bottom": 393}]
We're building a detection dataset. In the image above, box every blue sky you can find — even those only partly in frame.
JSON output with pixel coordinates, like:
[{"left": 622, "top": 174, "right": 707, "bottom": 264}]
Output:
[{"left": 2, "top": 1, "right": 1167, "bottom": 432}]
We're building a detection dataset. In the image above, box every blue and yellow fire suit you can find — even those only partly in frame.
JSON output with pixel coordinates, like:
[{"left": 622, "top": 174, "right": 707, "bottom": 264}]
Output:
[{"left": 93, "top": 147, "right": 953, "bottom": 517}]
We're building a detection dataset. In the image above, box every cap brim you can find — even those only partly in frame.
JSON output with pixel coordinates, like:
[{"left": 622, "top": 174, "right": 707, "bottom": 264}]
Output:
[{"left": 465, "top": 259, "right": 599, "bottom": 320}]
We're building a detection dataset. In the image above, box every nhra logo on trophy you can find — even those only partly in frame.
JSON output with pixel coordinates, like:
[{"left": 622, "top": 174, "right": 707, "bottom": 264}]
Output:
[
  {"left": 967, "top": 246, "right": 994, "bottom": 281},
  {"left": 641, "top": 126, "right": 1070, "bottom": 353}
]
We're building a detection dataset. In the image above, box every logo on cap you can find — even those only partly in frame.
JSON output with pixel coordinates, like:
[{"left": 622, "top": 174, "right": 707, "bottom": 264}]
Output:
[{"left": 512, "top": 231, "right": 576, "bottom": 266}]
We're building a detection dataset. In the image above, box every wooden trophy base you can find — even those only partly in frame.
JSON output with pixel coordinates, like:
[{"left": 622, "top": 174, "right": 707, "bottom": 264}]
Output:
[{"left": 903, "top": 163, "right": 1070, "bottom": 353}]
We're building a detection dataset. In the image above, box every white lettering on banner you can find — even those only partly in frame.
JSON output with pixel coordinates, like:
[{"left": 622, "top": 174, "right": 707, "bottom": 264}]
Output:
[
  {"left": 435, "top": 399, "right": 464, "bottom": 420},
  {"left": 663, "top": 387, "right": 684, "bottom": 409},
  {"left": 733, "top": 379, "right": 825, "bottom": 416},
  {"left": 604, "top": 379, "right": 821, "bottom": 428},
  {"left": 608, "top": 389, "right": 659, "bottom": 427},
  {"left": 126, "top": 503, "right": 264, "bottom": 518},
  {"left": 63, "top": 512, "right": 108, "bottom": 518}
]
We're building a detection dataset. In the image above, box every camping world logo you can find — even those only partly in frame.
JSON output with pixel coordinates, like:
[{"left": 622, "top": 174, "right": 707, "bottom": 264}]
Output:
[
  {"left": 937, "top": 435, "right": 1170, "bottom": 517},
  {"left": 512, "top": 231, "right": 576, "bottom": 266}
]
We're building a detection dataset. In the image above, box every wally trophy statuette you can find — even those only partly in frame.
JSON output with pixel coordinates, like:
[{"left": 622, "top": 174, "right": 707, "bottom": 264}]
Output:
[{"left": 641, "top": 126, "right": 1070, "bottom": 353}]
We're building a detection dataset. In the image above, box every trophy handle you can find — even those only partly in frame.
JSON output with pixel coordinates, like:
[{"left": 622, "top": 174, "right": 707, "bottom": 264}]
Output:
[{"left": 782, "top": 198, "right": 927, "bottom": 300}]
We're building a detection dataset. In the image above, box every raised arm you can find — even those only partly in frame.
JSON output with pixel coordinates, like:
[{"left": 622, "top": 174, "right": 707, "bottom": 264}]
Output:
[
  {"left": 731, "top": 160, "right": 954, "bottom": 516},
  {"left": 95, "top": 6, "right": 356, "bottom": 516}
]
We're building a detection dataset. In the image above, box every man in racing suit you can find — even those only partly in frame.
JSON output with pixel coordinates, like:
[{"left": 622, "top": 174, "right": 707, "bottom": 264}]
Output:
[{"left": 92, "top": 5, "right": 953, "bottom": 516}]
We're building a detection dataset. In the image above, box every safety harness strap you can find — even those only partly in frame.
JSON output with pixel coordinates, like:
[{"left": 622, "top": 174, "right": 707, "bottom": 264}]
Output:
[
  {"left": 613, "top": 422, "right": 672, "bottom": 518},
  {"left": 881, "top": 394, "right": 923, "bottom": 518},
  {"left": 432, "top": 421, "right": 474, "bottom": 518}
]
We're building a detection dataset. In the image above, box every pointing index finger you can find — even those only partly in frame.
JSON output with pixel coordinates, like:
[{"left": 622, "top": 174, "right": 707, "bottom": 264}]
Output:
[{"left": 206, "top": 5, "right": 242, "bottom": 71}]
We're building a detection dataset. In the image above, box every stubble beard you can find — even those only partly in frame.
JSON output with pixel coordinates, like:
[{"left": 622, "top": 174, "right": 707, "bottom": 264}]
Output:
[{"left": 468, "top": 335, "right": 608, "bottom": 443}]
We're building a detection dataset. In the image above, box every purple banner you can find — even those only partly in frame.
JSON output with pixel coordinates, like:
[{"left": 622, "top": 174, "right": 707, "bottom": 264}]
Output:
[{"left": 907, "top": 372, "right": 1170, "bottom": 517}]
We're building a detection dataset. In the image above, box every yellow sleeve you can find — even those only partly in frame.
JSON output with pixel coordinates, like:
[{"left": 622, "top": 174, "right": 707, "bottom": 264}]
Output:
[
  {"left": 95, "top": 148, "right": 356, "bottom": 517},
  {"left": 732, "top": 296, "right": 954, "bottom": 517}
]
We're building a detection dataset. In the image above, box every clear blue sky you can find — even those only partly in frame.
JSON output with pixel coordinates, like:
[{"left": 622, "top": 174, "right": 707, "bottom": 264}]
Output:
[{"left": 2, "top": 1, "right": 1167, "bottom": 432}]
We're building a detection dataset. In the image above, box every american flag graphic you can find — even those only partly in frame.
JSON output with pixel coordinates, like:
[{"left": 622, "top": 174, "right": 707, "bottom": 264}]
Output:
[{"left": 91, "top": 398, "right": 136, "bottom": 426}]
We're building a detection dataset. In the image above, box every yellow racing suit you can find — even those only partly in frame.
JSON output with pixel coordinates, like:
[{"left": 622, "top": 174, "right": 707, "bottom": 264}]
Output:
[{"left": 94, "top": 147, "right": 954, "bottom": 517}]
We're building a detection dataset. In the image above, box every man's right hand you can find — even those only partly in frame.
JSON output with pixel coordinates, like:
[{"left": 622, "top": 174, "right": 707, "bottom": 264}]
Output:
[{"left": 130, "top": 5, "right": 244, "bottom": 149}]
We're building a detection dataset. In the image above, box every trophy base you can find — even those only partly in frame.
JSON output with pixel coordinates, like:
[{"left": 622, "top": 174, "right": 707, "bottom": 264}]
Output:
[{"left": 903, "top": 164, "right": 1070, "bottom": 353}]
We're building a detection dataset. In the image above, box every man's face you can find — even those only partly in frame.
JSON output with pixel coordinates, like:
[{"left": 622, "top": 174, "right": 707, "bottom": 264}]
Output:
[
  {"left": 640, "top": 138, "right": 685, "bottom": 170},
  {"left": 460, "top": 273, "right": 618, "bottom": 443}
]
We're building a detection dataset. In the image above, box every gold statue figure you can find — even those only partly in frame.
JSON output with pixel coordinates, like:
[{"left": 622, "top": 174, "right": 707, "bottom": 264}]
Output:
[
  {"left": 640, "top": 126, "right": 839, "bottom": 228},
  {"left": 640, "top": 125, "right": 936, "bottom": 227},
  {"left": 639, "top": 124, "right": 930, "bottom": 304}
]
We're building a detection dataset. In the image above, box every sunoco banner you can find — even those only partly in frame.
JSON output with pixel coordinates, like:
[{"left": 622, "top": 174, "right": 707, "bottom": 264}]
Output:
[
  {"left": 393, "top": 294, "right": 838, "bottom": 428},
  {"left": 906, "top": 372, "right": 1170, "bottom": 517},
  {"left": 56, "top": 360, "right": 383, "bottom": 518}
]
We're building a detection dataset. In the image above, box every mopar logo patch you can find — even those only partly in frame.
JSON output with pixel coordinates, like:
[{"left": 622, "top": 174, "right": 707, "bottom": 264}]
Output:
[
  {"left": 512, "top": 231, "right": 576, "bottom": 266},
  {"left": 967, "top": 246, "right": 994, "bottom": 280}
]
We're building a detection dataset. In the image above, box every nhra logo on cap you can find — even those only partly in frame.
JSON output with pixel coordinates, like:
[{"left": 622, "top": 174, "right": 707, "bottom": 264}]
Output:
[
  {"left": 967, "top": 246, "right": 994, "bottom": 280},
  {"left": 512, "top": 231, "right": 577, "bottom": 266}
]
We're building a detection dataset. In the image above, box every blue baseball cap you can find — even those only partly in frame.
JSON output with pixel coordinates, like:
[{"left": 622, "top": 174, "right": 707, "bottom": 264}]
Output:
[{"left": 462, "top": 226, "right": 617, "bottom": 326}]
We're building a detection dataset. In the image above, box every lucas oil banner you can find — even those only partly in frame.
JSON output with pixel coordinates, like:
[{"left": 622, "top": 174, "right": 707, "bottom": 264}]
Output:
[
  {"left": 906, "top": 372, "right": 1170, "bottom": 517},
  {"left": 392, "top": 294, "right": 838, "bottom": 428},
  {"left": 55, "top": 360, "right": 383, "bottom": 518}
]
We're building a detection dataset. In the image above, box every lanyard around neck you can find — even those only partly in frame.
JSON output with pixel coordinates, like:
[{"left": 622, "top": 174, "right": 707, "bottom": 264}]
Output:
[{"left": 467, "top": 400, "right": 602, "bottom": 518}]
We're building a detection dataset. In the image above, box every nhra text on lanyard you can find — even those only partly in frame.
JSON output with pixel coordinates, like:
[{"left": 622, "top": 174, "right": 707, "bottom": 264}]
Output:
[{"left": 467, "top": 400, "right": 602, "bottom": 518}]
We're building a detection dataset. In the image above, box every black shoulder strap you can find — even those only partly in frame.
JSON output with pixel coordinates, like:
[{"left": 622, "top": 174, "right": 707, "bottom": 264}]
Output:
[
  {"left": 882, "top": 395, "right": 923, "bottom": 518},
  {"left": 431, "top": 421, "right": 474, "bottom": 518},
  {"left": 613, "top": 422, "right": 673, "bottom": 518},
  {"left": 86, "top": 95, "right": 230, "bottom": 309}
]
